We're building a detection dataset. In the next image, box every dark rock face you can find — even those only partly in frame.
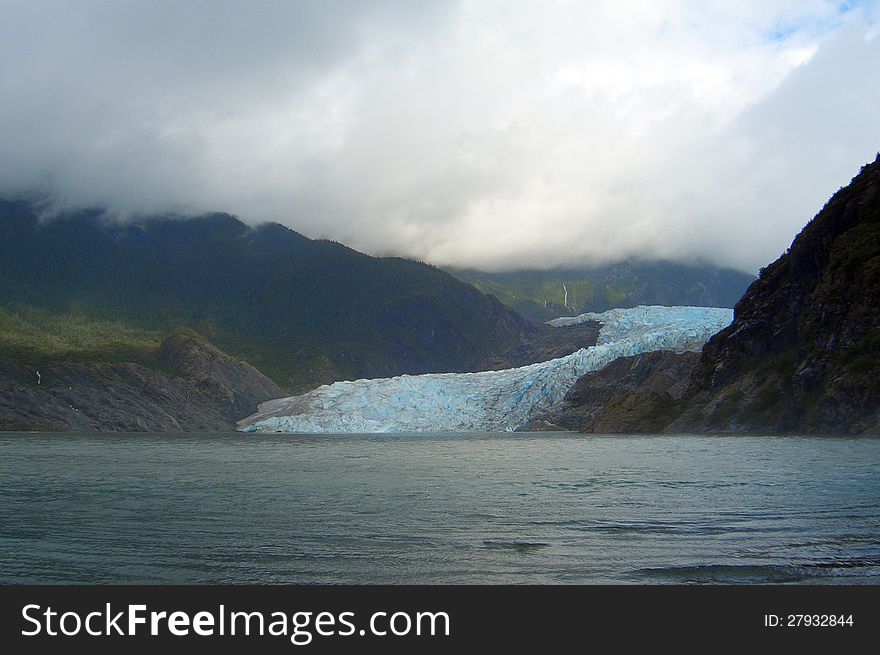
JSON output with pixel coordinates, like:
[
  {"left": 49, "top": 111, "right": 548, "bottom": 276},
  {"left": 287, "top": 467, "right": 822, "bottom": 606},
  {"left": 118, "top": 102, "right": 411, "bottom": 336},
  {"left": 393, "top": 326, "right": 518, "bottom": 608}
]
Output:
[
  {"left": 673, "top": 156, "right": 880, "bottom": 434},
  {"left": 521, "top": 351, "right": 699, "bottom": 432},
  {"left": 499, "top": 321, "right": 600, "bottom": 369},
  {"left": 158, "top": 330, "right": 283, "bottom": 420},
  {"left": 693, "top": 158, "right": 880, "bottom": 393},
  {"left": 554, "top": 156, "right": 880, "bottom": 435},
  {"left": 0, "top": 333, "right": 282, "bottom": 431}
]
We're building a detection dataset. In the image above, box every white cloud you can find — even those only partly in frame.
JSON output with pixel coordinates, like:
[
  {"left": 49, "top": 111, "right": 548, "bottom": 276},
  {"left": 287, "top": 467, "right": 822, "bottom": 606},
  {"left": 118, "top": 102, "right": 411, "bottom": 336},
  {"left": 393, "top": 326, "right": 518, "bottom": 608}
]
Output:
[{"left": 0, "top": 0, "right": 877, "bottom": 272}]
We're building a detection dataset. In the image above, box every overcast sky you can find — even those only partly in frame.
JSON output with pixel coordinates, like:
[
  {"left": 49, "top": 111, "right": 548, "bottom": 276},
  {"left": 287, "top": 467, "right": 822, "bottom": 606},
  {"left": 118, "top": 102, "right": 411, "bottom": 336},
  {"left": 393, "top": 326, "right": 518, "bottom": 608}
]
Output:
[{"left": 1, "top": 1, "right": 878, "bottom": 273}]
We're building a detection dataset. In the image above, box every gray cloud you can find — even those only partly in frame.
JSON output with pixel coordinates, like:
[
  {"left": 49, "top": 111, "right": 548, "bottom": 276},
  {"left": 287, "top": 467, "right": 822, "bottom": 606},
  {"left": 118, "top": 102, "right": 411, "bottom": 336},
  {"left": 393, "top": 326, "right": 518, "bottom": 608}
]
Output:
[{"left": 1, "top": 0, "right": 878, "bottom": 273}]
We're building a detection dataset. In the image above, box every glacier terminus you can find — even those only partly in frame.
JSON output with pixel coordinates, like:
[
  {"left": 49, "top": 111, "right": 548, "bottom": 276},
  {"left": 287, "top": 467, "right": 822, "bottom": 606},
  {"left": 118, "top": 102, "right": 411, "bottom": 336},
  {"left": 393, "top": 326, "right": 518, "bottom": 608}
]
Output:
[{"left": 238, "top": 305, "right": 733, "bottom": 434}]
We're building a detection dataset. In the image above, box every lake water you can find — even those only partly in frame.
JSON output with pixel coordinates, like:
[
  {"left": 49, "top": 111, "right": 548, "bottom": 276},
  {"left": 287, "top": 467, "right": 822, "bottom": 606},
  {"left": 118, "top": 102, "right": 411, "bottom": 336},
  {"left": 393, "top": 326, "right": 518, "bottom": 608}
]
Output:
[{"left": 0, "top": 432, "right": 878, "bottom": 584}]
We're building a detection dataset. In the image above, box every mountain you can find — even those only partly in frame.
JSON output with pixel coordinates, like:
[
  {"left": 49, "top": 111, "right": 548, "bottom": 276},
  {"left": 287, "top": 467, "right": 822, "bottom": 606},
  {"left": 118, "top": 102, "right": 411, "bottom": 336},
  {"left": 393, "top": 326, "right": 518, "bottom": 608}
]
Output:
[
  {"left": 543, "top": 155, "right": 880, "bottom": 434},
  {"left": 0, "top": 203, "right": 548, "bottom": 392},
  {"left": 447, "top": 261, "right": 755, "bottom": 322}
]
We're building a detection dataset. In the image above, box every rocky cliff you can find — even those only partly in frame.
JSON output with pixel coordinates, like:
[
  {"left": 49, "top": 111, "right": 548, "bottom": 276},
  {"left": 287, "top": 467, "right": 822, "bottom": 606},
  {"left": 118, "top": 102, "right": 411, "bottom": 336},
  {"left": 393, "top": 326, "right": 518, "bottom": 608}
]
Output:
[
  {"left": 676, "top": 155, "right": 880, "bottom": 433},
  {"left": 553, "top": 156, "right": 880, "bottom": 435},
  {"left": 521, "top": 351, "right": 699, "bottom": 432},
  {"left": 0, "top": 332, "right": 282, "bottom": 431}
]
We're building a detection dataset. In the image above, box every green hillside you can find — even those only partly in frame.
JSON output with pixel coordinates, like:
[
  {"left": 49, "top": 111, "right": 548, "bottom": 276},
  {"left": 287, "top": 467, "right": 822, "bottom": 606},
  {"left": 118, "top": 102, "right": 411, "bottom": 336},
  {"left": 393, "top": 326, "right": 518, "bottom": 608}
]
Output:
[
  {"left": 448, "top": 261, "right": 755, "bottom": 321},
  {"left": 0, "top": 202, "right": 531, "bottom": 392}
]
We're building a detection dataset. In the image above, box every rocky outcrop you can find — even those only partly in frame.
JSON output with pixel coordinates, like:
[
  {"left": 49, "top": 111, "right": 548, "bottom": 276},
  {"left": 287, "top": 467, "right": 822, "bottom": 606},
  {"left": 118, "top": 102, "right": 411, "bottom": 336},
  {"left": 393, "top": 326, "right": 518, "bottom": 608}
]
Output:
[
  {"left": 158, "top": 330, "right": 283, "bottom": 419},
  {"left": 0, "top": 332, "right": 282, "bottom": 431},
  {"left": 521, "top": 350, "right": 699, "bottom": 432},
  {"left": 499, "top": 321, "right": 600, "bottom": 368},
  {"left": 673, "top": 156, "right": 880, "bottom": 434},
  {"left": 557, "top": 156, "right": 880, "bottom": 435}
]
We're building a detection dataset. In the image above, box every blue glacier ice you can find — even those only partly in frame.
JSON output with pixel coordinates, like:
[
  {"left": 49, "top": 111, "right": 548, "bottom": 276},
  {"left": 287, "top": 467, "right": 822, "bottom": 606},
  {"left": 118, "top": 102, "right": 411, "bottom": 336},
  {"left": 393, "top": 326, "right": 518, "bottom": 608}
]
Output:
[{"left": 238, "top": 305, "right": 733, "bottom": 434}]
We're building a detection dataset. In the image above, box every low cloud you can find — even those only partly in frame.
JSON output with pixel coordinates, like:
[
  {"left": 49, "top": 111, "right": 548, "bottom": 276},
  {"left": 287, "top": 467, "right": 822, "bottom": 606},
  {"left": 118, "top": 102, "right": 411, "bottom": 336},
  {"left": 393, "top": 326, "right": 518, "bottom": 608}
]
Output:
[{"left": 1, "top": 0, "right": 878, "bottom": 273}]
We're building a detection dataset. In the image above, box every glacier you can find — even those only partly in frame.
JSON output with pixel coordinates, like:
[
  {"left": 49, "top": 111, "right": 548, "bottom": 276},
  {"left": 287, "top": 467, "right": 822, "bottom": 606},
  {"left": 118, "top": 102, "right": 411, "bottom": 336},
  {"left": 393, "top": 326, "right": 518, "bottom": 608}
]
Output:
[{"left": 238, "top": 305, "right": 733, "bottom": 434}]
